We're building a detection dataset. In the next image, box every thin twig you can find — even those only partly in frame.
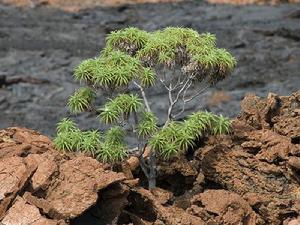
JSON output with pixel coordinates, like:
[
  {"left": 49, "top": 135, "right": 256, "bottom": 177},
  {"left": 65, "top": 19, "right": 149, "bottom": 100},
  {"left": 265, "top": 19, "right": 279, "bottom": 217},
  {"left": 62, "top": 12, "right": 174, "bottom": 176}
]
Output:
[
  {"left": 165, "top": 76, "right": 193, "bottom": 124},
  {"left": 159, "top": 79, "right": 170, "bottom": 90},
  {"left": 185, "top": 85, "right": 210, "bottom": 102},
  {"left": 133, "top": 81, "right": 151, "bottom": 112},
  {"left": 173, "top": 85, "right": 210, "bottom": 119}
]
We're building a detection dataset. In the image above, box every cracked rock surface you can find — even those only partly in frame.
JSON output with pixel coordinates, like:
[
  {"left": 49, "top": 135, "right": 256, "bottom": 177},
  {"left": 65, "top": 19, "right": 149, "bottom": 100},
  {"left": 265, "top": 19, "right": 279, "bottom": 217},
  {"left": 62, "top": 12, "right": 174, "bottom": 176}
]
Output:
[
  {"left": 0, "top": 92, "right": 299, "bottom": 224},
  {"left": 0, "top": 128, "right": 126, "bottom": 224}
]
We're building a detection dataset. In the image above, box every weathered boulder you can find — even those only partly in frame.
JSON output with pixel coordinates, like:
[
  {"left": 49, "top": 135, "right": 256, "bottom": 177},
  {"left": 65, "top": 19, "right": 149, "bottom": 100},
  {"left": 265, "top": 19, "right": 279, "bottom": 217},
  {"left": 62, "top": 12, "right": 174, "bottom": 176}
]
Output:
[
  {"left": 188, "top": 190, "right": 259, "bottom": 224},
  {"left": 127, "top": 188, "right": 205, "bottom": 225},
  {"left": 0, "top": 127, "right": 52, "bottom": 158},
  {"left": 0, "top": 127, "right": 127, "bottom": 224},
  {"left": 0, "top": 156, "right": 37, "bottom": 219},
  {"left": 1, "top": 91, "right": 300, "bottom": 224},
  {"left": 44, "top": 156, "right": 126, "bottom": 219},
  {"left": 1, "top": 197, "right": 65, "bottom": 225},
  {"left": 198, "top": 92, "right": 300, "bottom": 224}
]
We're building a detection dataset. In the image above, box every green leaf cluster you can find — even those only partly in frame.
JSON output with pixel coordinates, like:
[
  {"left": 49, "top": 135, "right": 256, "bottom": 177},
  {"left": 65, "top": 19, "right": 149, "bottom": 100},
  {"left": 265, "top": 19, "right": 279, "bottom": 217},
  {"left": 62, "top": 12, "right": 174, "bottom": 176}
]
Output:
[
  {"left": 54, "top": 118, "right": 127, "bottom": 162},
  {"left": 99, "top": 94, "right": 143, "bottom": 124},
  {"left": 106, "top": 27, "right": 150, "bottom": 54},
  {"left": 68, "top": 88, "right": 95, "bottom": 113},
  {"left": 73, "top": 50, "right": 156, "bottom": 90},
  {"left": 149, "top": 112, "right": 231, "bottom": 159},
  {"left": 96, "top": 127, "right": 127, "bottom": 163},
  {"left": 137, "top": 112, "right": 158, "bottom": 138},
  {"left": 54, "top": 118, "right": 100, "bottom": 154},
  {"left": 74, "top": 58, "right": 98, "bottom": 83},
  {"left": 102, "top": 27, "right": 236, "bottom": 84}
]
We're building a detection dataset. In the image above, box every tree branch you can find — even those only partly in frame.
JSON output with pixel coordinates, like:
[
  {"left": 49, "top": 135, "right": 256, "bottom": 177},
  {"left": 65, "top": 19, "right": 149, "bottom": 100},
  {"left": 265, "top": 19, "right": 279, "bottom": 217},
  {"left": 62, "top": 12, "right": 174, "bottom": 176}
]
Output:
[
  {"left": 173, "top": 85, "right": 210, "bottom": 119},
  {"left": 185, "top": 85, "right": 210, "bottom": 102},
  {"left": 133, "top": 81, "right": 151, "bottom": 112},
  {"left": 159, "top": 78, "right": 170, "bottom": 91},
  {"left": 138, "top": 144, "right": 150, "bottom": 178},
  {"left": 165, "top": 76, "right": 193, "bottom": 125}
]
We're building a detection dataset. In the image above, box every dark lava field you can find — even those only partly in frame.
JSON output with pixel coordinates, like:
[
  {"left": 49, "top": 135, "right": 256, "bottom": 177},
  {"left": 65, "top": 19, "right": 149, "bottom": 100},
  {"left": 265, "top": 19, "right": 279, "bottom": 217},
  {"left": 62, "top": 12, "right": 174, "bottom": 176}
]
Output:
[{"left": 0, "top": 1, "right": 299, "bottom": 137}]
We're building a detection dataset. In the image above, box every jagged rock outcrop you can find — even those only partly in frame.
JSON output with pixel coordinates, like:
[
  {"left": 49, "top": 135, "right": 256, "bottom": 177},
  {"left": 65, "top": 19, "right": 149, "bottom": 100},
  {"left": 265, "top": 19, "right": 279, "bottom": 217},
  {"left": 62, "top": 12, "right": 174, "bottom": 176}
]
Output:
[
  {"left": 0, "top": 128, "right": 126, "bottom": 224},
  {"left": 0, "top": 92, "right": 299, "bottom": 224},
  {"left": 198, "top": 92, "right": 300, "bottom": 224},
  {"left": 188, "top": 190, "right": 259, "bottom": 224}
]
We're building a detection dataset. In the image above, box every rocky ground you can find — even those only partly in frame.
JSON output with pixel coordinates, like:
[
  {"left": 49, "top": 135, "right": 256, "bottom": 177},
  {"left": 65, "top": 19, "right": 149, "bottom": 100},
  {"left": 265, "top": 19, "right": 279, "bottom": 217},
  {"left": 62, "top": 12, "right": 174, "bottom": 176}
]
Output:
[
  {"left": 0, "top": 92, "right": 299, "bottom": 225},
  {"left": 0, "top": 1, "right": 299, "bottom": 141},
  {"left": 0, "top": 0, "right": 184, "bottom": 11}
]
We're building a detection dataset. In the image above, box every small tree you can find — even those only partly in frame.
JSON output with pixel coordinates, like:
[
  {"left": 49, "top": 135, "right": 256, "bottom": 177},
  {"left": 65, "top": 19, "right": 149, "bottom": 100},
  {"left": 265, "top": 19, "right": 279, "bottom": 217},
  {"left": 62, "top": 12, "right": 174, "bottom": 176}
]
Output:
[{"left": 54, "top": 27, "right": 236, "bottom": 190}]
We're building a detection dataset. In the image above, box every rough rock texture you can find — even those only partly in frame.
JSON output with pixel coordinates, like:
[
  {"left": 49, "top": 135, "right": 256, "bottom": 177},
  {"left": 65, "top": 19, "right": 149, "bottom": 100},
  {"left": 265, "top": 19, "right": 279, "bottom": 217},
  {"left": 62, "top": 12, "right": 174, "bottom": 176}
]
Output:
[
  {"left": 188, "top": 190, "right": 259, "bottom": 224},
  {"left": 1, "top": 92, "right": 300, "bottom": 224},
  {"left": 117, "top": 93, "right": 299, "bottom": 225},
  {"left": 207, "top": 0, "right": 299, "bottom": 5},
  {"left": 1, "top": 197, "right": 64, "bottom": 225},
  {"left": 198, "top": 92, "right": 300, "bottom": 224},
  {"left": 0, "top": 156, "right": 37, "bottom": 219},
  {"left": 44, "top": 156, "right": 125, "bottom": 219},
  {"left": 0, "top": 0, "right": 183, "bottom": 11},
  {"left": 0, "top": 128, "right": 127, "bottom": 224},
  {"left": 0, "top": 1, "right": 299, "bottom": 143},
  {"left": 126, "top": 188, "right": 205, "bottom": 225}
]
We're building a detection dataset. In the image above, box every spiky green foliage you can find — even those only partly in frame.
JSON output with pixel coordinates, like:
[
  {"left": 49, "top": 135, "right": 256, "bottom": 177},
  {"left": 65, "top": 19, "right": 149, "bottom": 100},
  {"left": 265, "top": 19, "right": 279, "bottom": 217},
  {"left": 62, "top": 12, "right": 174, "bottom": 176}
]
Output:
[
  {"left": 73, "top": 50, "right": 157, "bottom": 90},
  {"left": 93, "top": 51, "right": 142, "bottom": 87},
  {"left": 106, "top": 27, "right": 150, "bottom": 54},
  {"left": 148, "top": 112, "right": 231, "bottom": 159},
  {"left": 74, "top": 58, "right": 98, "bottom": 83},
  {"left": 137, "top": 112, "right": 158, "bottom": 138},
  {"left": 140, "top": 67, "right": 156, "bottom": 86},
  {"left": 105, "top": 27, "right": 236, "bottom": 84},
  {"left": 68, "top": 88, "right": 95, "bottom": 113},
  {"left": 99, "top": 94, "right": 143, "bottom": 124},
  {"left": 211, "top": 115, "right": 231, "bottom": 135},
  {"left": 54, "top": 128, "right": 82, "bottom": 152},
  {"left": 56, "top": 118, "right": 78, "bottom": 133},
  {"left": 96, "top": 127, "right": 127, "bottom": 163},
  {"left": 54, "top": 118, "right": 100, "bottom": 155},
  {"left": 80, "top": 130, "right": 101, "bottom": 156},
  {"left": 54, "top": 119, "right": 127, "bottom": 160}
]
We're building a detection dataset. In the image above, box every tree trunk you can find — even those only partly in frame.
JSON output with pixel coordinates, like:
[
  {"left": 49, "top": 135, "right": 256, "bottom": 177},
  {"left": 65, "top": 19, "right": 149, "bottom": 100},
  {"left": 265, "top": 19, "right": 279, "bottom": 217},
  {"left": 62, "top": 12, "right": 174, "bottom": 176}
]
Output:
[{"left": 148, "top": 150, "right": 156, "bottom": 190}]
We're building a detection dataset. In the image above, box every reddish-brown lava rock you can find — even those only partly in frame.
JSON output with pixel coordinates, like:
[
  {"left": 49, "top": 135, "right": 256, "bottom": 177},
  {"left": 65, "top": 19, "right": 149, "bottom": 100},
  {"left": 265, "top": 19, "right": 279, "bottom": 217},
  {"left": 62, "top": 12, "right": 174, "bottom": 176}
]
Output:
[
  {"left": 1, "top": 92, "right": 300, "bottom": 224},
  {"left": 1, "top": 197, "right": 65, "bottom": 225},
  {"left": 0, "top": 127, "right": 127, "bottom": 224},
  {"left": 207, "top": 0, "right": 300, "bottom": 5},
  {"left": 12, "top": 127, "right": 52, "bottom": 148},
  {"left": 239, "top": 91, "right": 300, "bottom": 131},
  {"left": 27, "top": 153, "right": 58, "bottom": 192},
  {"left": 271, "top": 92, "right": 300, "bottom": 141},
  {"left": 0, "top": 127, "right": 52, "bottom": 158},
  {"left": 86, "top": 183, "right": 130, "bottom": 224},
  {"left": 156, "top": 156, "right": 200, "bottom": 196},
  {"left": 128, "top": 188, "right": 205, "bottom": 225},
  {"left": 285, "top": 217, "right": 300, "bottom": 225},
  {"left": 0, "top": 0, "right": 183, "bottom": 11},
  {"left": 239, "top": 92, "right": 281, "bottom": 129},
  {"left": 200, "top": 141, "right": 299, "bottom": 224},
  {"left": 289, "top": 156, "right": 300, "bottom": 170},
  {"left": 35, "top": 156, "right": 126, "bottom": 219},
  {"left": 198, "top": 92, "right": 300, "bottom": 224},
  {"left": 0, "top": 156, "right": 37, "bottom": 219},
  {"left": 188, "top": 190, "right": 259, "bottom": 224},
  {"left": 248, "top": 130, "right": 295, "bottom": 162},
  {"left": 274, "top": 116, "right": 300, "bottom": 142}
]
